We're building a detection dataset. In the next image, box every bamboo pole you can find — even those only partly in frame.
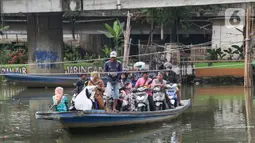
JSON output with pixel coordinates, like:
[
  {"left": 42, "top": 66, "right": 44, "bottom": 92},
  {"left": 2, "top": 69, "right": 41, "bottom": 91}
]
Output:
[
  {"left": 244, "top": 88, "right": 253, "bottom": 143},
  {"left": 123, "top": 11, "right": 131, "bottom": 68},
  {"left": 138, "top": 39, "right": 141, "bottom": 61},
  {"left": 244, "top": 4, "right": 253, "bottom": 88}
]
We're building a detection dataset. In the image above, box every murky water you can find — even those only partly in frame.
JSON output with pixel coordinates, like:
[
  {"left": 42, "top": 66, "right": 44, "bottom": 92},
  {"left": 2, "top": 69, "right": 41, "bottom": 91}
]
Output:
[{"left": 0, "top": 83, "right": 254, "bottom": 143}]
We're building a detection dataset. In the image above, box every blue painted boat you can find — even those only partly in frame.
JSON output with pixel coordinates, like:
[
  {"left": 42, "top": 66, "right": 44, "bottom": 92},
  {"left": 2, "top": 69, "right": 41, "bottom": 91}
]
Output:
[
  {"left": 35, "top": 99, "right": 191, "bottom": 128},
  {"left": 4, "top": 73, "right": 80, "bottom": 88},
  {"left": 4, "top": 72, "right": 109, "bottom": 88}
]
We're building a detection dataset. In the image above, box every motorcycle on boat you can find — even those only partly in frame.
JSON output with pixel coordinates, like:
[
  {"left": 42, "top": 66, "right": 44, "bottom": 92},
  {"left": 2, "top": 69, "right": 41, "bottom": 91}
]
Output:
[
  {"left": 165, "top": 83, "right": 178, "bottom": 108},
  {"left": 132, "top": 86, "right": 150, "bottom": 112},
  {"left": 152, "top": 85, "right": 168, "bottom": 111}
]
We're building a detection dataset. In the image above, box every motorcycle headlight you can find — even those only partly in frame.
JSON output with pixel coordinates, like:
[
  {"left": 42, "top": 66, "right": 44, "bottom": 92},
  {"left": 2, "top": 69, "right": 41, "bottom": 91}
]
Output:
[{"left": 137, "top": 96, "right": 145, "bottom": 101}]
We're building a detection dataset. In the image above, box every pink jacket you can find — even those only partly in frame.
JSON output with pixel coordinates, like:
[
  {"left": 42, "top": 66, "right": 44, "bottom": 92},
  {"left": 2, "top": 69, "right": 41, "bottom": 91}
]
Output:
[{"left": 135, "top": 77, "right": 152, "bottom": 96}]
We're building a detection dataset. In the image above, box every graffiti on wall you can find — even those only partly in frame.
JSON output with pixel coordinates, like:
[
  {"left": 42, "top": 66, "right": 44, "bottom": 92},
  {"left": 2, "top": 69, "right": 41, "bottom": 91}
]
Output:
[
  {"left": 0, "top": 67, "right": 27, "bottom": 74},
  {"left": 35, "top": 50, "right": 59, "bottom": 69}
]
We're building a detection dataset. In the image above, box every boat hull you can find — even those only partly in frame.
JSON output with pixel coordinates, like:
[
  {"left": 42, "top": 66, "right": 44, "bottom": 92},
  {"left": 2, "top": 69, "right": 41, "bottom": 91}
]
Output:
[
  {"left": 4, "top": 73, "right": 108, "bottom": 88},
  {"left": 4, "top": 74, "right": 79, "bottom": 88},
  {"left": 36, "top": 99, "right": 191, "bottom": 128}
]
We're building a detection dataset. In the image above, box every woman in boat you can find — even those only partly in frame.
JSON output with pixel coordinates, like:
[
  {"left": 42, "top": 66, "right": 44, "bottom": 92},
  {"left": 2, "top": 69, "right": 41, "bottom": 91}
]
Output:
[
  {"left": 130, "top": 74, "right": 137, "bottom": 88},
  {"left": 87, "top": 71, "right": 105, "bottom": 109},
  {"left": 135, "top": 71, "right": 155, "bottom": 111},
  {"left": 120, "top": 70, "right": 136, "bottom": 111},
  {"left": 52, "top": 87, "right": 68, "bottom": 112}
]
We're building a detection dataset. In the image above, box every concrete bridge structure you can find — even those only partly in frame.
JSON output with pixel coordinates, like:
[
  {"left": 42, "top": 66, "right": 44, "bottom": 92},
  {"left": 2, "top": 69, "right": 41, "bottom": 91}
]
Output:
[{"left": 0, "top": 0, "right": 253, "bottom": 74}]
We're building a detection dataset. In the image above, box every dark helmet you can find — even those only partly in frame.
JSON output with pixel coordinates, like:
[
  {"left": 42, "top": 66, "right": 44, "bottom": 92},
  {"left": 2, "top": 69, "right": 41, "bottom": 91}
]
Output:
[{"left": 121, "top": 68, "right": 129, "bottom": 77}]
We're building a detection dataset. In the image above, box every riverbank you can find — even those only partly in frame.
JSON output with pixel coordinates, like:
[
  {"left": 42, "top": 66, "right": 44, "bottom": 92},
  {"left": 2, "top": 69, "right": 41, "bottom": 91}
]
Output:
[{"left": 194, "top": 76, "right": 244, "bottom": 85}]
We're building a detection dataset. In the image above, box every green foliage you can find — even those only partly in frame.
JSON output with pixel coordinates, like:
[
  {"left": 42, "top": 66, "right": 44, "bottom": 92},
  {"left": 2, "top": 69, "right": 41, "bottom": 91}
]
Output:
[
  {"left": 8, "top": 49, "right": 28, "bottom": 64},
  {"left": 231, "top": 45, "right": 244, "bottom": 59},
  {"left": 63, "top": 44, "right": 96, "bottom": 62},
  {"left": 102, "top": 45, "right": 112, "bottom": 58},
  {"left": 0, "top": 26, "right": 10, "bottom": 35},
  {"left": 0, "top": 43, "right": 28, "bottom": 64},
  {"left": 223, "top": 48, "right": 234, "bottom": 60},
  {"left": 134, "top": 5, "right": 225, "bottom": 32},
  {"left": 99, "top": 19, "right": 125, "bottom": 56},
  {"left": 207, "top": 48, "right": 224, "bottom": 60},
  {"left": 0, "top": 49, "right": 9, "bottom": 64},
  {"left": 138, "top": 7, "right": 192, "bottom": 28}
]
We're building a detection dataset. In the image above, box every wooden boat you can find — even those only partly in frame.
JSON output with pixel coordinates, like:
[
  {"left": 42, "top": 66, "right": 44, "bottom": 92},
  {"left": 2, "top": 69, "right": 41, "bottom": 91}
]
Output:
[
  {"left": 4, "top": 73, "right": 79, "bottom": 88},
  {"left": 35, "top": 99, "right": 191, "bottom": 129},
  {"left": 4, "top": 73, "right": 108, "bottom": 88}
]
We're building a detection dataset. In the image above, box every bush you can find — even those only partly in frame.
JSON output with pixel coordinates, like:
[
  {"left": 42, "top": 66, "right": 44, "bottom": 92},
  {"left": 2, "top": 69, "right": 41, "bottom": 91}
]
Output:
[
  {"left": 0, "top": 49, "right": 9, "bottom": 64},
  {"left": 8, "top": 49, "right": 28, "bottom": 64}
]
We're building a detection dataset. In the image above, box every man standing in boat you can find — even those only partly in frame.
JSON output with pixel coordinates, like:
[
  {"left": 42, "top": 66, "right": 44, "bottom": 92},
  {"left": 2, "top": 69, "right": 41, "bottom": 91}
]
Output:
[{"left": 104, "top": 51, "right": 123, "bottom": 112}]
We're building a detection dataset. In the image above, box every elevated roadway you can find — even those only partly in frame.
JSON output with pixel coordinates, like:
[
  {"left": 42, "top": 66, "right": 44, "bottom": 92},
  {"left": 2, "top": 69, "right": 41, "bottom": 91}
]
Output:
[{"left": 2, "top": 0, "right": 255, "bottom": 14}]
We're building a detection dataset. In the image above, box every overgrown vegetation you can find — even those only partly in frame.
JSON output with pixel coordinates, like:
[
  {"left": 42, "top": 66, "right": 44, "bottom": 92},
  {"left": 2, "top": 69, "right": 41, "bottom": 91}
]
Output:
[
  {"left": 99, "top": 19, "right": 125, "bottom": 57},
  {"left": 206, "top": 44, "right": 244, "bottom": 61},
  {"left": 0, "top": 43, "right": 28, "bottom": 64},
  {"left": 0, "top": 43, "right": 97, "bottom": 65},
  {"left": 63, "top": 44, "right": 97, "bottom": 62}
]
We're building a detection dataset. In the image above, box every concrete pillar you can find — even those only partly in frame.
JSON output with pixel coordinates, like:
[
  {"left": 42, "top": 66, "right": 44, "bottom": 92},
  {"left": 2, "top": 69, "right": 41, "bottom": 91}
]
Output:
[
  {"left": 27, "top": 13, "right": 64, "bottom": 74},
  {"left": 79, "top": 34, "right": 112, "bottom": 55}
]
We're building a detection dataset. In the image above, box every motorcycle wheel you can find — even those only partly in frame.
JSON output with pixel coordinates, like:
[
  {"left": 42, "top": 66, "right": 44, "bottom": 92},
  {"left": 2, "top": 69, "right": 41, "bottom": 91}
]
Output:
[
  {"left": 155, "top": 105, "right": 162, "bottom": 111},
  {"left": 137, "top": 107, "right": 143, "bottom": 112}
]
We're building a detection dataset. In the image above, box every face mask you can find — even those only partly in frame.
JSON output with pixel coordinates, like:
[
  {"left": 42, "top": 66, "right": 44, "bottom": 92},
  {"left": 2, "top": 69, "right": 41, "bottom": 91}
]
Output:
[{"left": 90, "top": 77, "right": 94, "bottom": 81}]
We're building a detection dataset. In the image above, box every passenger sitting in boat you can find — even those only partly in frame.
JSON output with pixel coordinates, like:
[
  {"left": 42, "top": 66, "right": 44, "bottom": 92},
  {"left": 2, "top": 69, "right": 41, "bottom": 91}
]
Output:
[
  {"left": 73, "top": 73, "right": 88, "bottom": 94},
  {"left": 52, "top": 87, "right": 68, "bottom": 112},
  {"left": 120, "top": 70, "right": 136, "bottom": 111},
  {"left": 87, "top": 71, "right": 105, "bottom": 109},
  {"left": 135, "top": 71, "right": 155, "bottom": 111},
  {"left": 151, "top": 72, "right": 167, "bottom": 88},
  {"left": 151, "top": 72, "right": 170, "bottom": 108},
  {"left": 152, "top": 72, "right": 183, "bottom": 107},
  {"left": 130, "top": 74, "right": 137, "bottom": 88}
]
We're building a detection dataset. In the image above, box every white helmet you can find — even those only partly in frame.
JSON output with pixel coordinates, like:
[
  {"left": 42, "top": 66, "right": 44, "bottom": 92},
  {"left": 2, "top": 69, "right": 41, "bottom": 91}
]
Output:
[
  {"left": 164, "top": 62, "right": 172, "bottom": 69},
  {"left": 110, "top": 51, "right": 117, "bottom": 58},
  {"left": 134, "top": 62, "right": 145, "bottom": 70}
]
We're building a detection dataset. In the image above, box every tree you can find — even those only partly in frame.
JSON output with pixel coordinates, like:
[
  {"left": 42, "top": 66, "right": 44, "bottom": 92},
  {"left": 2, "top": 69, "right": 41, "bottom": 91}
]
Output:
[
  {"left": 63, "top": 11, "right": 80, "bottom": 40},
  {"left": 133, "top": 5, "right": 226, "bottom": 43},
  {"left": 99, "top": 19, "right": 125, "bottom": 56}
]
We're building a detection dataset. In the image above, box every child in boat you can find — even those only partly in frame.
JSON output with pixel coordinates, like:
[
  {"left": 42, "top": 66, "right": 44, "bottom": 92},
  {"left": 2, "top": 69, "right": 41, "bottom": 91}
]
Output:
[{"left": 52, "top": 87, "right": 68, "bottom": 112}]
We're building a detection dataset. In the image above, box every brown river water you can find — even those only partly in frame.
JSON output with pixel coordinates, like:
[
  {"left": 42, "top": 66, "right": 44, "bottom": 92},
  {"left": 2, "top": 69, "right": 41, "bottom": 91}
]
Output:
[{"left": 0, "top": 83, "right": 254, "bottom": 143}]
